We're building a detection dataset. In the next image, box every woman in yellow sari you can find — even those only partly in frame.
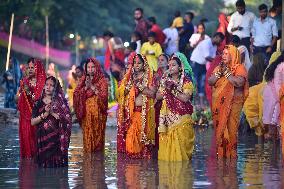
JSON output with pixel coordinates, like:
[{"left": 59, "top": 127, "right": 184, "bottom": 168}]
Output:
[
  {"left": 157, "top": 52, "right": 196, "bottom": 161},
  {"left": 117, "top": 54, "right": 156, "bottom": 158},
  {"left": 73, "top": 58, "right": 108, "bottom": 153},
  {"left": 208, "top": 45, "right": 249, "bottom": 158}
]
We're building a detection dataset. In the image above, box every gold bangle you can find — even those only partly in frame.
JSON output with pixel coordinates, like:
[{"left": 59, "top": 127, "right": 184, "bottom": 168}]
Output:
[{"left": 214, "top": 72, "right": 221, "bottom": 79}]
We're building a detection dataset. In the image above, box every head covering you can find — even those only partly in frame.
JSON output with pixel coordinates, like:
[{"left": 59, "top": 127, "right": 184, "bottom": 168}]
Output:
[
  {"left": 269, "top": 51, "right": 282, "bottom": 65},
  {"left": 225, "top": 45, "right": 241, "bottom": 74},
  {"left": 172, "top": 52, "right": 196, "bottom": 95},
  {"left": 74, "top": 58, "right": 108, "bottom": 122}
]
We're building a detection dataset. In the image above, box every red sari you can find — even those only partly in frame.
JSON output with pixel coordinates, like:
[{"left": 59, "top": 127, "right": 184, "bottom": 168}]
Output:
[
  {"left": 18, "top": 59, "right": 46, "bottom": 158},
  {"left": 73, "top": 58, "right": 108, "bottom": 153}
]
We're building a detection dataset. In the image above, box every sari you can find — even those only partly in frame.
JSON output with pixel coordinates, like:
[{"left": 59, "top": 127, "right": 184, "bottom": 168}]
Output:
[
  {"left": 73, "top": 58, "right": 108, "bottom": 153},
  {"left": 2, "top": 57, "right": 22, "bottom": 109},
  {"left": 158, "top": 52, "right": 196, "bottom": 161},
  {"left": 216, "top": 13, "right": 230, "bottom": 52},
  {"left": 212, "top": 45, "right": 248, "bottom": 158},
  {"left": 18, "top": 59, "right": 46, "bottom": 158},
  {"left": 117, "top": 54, "right": 156, "bottom": 158},
  {"left": 32, "top": 77, "right": 72, "bottom": 167}
]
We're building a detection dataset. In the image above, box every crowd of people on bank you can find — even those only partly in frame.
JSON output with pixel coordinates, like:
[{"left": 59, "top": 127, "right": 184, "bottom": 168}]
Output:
[{"left": 1, "top": 0, "right": 284, "bottom": 167}]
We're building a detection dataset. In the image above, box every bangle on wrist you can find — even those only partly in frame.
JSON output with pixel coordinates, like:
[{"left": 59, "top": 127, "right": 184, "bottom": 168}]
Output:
[
  {"left": 214, "top": 72, "right": 221, "bottom": 79},
  {"left": 225, "top": 71, "right": 232, "bottom": 78}
]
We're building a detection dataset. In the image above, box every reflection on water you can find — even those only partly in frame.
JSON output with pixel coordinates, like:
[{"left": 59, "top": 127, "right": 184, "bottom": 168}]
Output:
[{"left": 0, "top": 123, "right": 284, "bottom": 188}]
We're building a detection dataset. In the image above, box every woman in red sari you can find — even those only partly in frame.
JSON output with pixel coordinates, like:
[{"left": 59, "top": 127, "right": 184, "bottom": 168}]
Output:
[
  {"left": 73, "top": 58, "right": 108, "bottom": 153},
  {"left": 18, "top": 58, "right": 46, "bottom": 158},
  {"left": 31, "top": 76, "right": 72, "bottom": 167}
]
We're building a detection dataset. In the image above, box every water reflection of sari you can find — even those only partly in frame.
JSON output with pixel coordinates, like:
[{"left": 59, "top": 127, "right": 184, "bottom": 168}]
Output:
[
  {"left": 117, "top": 54, "right": 156, "bottom": 158},
  {"left": 19, "top": 159, "right": 69, "bottom": 188},
  {"left": 18, "top": 59, "right": 46, "bottom": 158},
  {"left": 212, "top": 45, "right": 248, "bottom": 158},
  {"left": 158, "top": 161, "right": 193, "bottom": 189},
  {"left": 2, "top": 57, "right": 22, "bottom": 109},
  {"left": 73, "top": 58, "right": 108, "bottom": 153},
  {"left": 32, "top": 77, "right": 72, "bottom": 167}
]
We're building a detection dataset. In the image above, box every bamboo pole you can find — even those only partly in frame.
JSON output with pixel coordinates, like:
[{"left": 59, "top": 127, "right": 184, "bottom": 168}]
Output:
[
  {"left": 75, "top": 32, "right": 79, "bottom": 65},
  {"left": 6, "top": 13, "right": 14, "bottom": 71},
  {"left": 45, "top": 15, "right": 49, "bottom": 70}
]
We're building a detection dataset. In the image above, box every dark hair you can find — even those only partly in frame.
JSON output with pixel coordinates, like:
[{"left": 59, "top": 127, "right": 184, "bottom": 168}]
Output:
[
  {"left": 269, "top": 6, "right": 277, "bottom": 13},
  {"left": 175, "top": 11, "right": 181, "bottom": 17},
  {"left": 264, "top": 52, "right": 284, "bottom": 82},
  {"left": 135, "top": 8, "right": 143, "bottom": 14},
  {"left": 132, "top": 31, "right": 142, "bottom": 40},
  {"left": 197, "top": 23, "right": 205, "bottom": 29},
  {"left": 159, "top": 53, "right": 169, "bottom": 62},
  {"left": 75, "top": 65, "right": 84, "bottom": 72},
  {"left": 26, "top": 57, "right": 35, "bottom": 64},
  {"left": 185, "top": 11, "right": 194, "bottom": 20},
  {"left": 259, "top": 4, "right": 268, "bottom": 11},
  {"left": 103, "top": 31, "right": 114, "bottom": 37},
  {"left": 236, "top": 0, "right": 245, "bottom": 7},
  {"left": 84, "top": 58, "right": 94, "bottom": 74},
  {"left": 45, "top": 76, "right": 60, "bottom": 97},
  {"left": 231, "top": 35, "right": 241, "bottom": 45},
  {"left": 148, "top": 31, "right": 156, "bottom": 38},
  {"left": 148, "top": 17, "right": 156, "bottom": 24},
  {"left": 129, "top": 42, "right": 137, "bottom": 51},
  {"left": 200, "top": 18, "right": 208, "bottom": 23},
  {"left": 213, "top": 32, "right": 225, "bottom": 40},
  {"left": 133, "top": 54, "right": 145, "bottom": 65},
  {"left": 171, "top": 56, "right": 182, "bottom": 67}
]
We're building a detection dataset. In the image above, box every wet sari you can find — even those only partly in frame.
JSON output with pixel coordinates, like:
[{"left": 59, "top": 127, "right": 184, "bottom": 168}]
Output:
[
  {"left": 212, "top": 45, "right": 248, "bottom": 158},
  {"left": 32, "top": 77, "right": 72, "bottom": 167},
  {"left": 158, "top": 77, "right": 195, "bottom": 161},
  {"left": 18, "top": 59, "right": 46, "bottom": 158},
  {"left": 158, "top": 52, "right": 196, "bottom": 161},
  {"left": 117, "top": 54, "right": 156, "bottom": 158},
  {"left": 73, "top": 58, "right": 108, "bottom": 153}
]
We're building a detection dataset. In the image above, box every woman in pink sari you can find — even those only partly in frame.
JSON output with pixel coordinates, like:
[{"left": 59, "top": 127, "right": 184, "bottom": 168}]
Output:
[{"left": 18, "top": 58, "right": 46, "bottom": 158}]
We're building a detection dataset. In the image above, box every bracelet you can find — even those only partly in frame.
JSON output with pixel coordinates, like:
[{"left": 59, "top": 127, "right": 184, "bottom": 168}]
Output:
[
  {"left": 225, "top": 72, "right": 232, "bottom": 78},
  {"left": 137, "top": 83, "right": 145, "bottom": 92},
  {"left": 214, "top": 72, "right": 221, "bottom": 79}
]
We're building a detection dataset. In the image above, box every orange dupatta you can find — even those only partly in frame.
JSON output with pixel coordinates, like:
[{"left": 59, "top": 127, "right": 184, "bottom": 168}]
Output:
[{"left": 212, "top": 45, "right": 249, "bottom": 147}]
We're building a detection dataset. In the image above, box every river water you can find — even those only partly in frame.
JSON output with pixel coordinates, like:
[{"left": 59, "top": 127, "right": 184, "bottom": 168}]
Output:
[{"left": 0, "top": 123, "right": 283, "bottom": 188}]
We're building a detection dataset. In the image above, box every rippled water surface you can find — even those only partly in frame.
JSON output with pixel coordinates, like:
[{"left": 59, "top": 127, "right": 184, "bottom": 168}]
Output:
[{"left": 0, "top": 122, "right": 283, "bottom": 188}]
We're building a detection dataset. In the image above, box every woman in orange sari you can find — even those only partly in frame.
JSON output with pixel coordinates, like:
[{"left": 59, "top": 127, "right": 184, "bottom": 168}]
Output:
[
  {"left": 73, "top": 58, "right": 108, "bottom": 153},
  {"left": 18, "top": 58, "right": 46, "bottom": 158},
  {"left": 208, "top": 45, "right": 248, "bottom": 158},
  {"left": 117, "top": 54, "right": 156, "bottom": 158}
]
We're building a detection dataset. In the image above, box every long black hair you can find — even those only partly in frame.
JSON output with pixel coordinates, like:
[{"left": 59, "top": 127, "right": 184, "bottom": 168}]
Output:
[{"left": 264, "top": 52, "right": 284, "bottom": 82}]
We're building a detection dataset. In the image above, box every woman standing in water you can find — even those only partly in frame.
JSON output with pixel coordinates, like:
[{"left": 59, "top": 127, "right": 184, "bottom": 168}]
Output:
[
  {"left": 157, "top": 52, "right": 196, "bottom": 161},
  {"left": 73, "top": 58, "right": 108, "bottom": 153},
  {"left": 31, "top": 76, "right": 72, "bottom": 167},
  {"left": 208, "top": 45, "right": 248, "bottom": 158},
  {"left": 18, "top": 58, "right": 46, "bottom": 158}
]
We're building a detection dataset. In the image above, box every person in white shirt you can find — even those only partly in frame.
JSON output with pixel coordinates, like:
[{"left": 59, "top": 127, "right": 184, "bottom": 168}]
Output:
[
  {"left": 131, "top": 31, "right": 142, "bottom": 53},
  {"left": 227, "top": 0, "right": 255, "bottom": 52},
  {"left": 163, "top": 21, "right": 179, "bottom": 55},
  {"left": 189, "top": 23, "right": 210, "bottom": 49},
  {"left": 190, "top": 32, "right": 224, "bottom": 107},
  {"left": 231, "top": 35, "right": 252, "bottom": 71},
  {"left": 251, "top": 4, "right": 278, "bottom": 63}
]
